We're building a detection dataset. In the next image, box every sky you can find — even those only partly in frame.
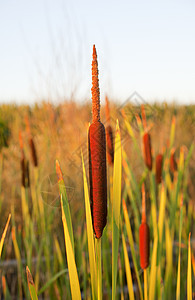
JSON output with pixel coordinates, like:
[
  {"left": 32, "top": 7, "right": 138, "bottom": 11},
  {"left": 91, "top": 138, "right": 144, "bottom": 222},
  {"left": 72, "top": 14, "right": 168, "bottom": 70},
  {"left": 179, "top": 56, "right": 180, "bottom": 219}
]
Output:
[{"left": 0, "top": 0, "right": 195, "bottom": 104}]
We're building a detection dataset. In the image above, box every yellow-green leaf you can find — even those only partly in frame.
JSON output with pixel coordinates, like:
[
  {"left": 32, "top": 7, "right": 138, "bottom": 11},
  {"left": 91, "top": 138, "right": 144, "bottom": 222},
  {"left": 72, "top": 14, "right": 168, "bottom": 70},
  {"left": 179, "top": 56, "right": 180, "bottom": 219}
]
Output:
[
  {"left": 187, "top": 233, "right": 192, "bottom": 300},
  {"left": 122, "top": 234, "right": 135, "bottom": 300},
  {"left": 112, "top": 120, "right": 122, "bottom": 300},
  {"left": 26, "top": 266, "right": 38, "bottom": 300},
  {"left": 0, "top": 214, "right": 11, "bottom": 257},
  {"left": 149, "top": 236, "right": 158, "bottom": 300},
  {"left": 82, "top": 152, "right": 97, "bottom": 300},
  {"left": 61, "top": 197, "right": 81, "bottom": 300}
]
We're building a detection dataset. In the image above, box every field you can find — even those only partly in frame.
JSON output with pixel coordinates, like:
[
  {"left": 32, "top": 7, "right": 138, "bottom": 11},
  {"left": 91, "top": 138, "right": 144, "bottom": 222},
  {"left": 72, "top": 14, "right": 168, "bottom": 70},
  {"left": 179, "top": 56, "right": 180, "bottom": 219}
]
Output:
[{"left": 0, "top": 98, "right": 194, "bottom": 299}]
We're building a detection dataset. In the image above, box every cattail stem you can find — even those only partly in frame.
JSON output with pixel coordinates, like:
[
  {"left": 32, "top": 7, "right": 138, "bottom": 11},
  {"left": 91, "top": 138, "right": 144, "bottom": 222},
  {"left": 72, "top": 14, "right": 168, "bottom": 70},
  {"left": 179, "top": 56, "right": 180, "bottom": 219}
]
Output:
[
  {"left": 142, "top": 183, "right": 146, "bottom": 223},
  {"left": 144, "top": 269, "right": 148, "bottom": 300},
  {"left": 96, "top": 238, "right": 102, "bottom": 300}
]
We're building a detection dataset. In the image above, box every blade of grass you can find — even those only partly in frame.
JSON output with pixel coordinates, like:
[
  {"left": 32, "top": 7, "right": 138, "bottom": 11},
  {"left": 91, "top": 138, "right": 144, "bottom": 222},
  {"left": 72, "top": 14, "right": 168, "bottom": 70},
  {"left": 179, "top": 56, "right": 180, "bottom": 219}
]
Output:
[
  {"left": 0, "top": 213, "right": 11, "bottom": 257},
  {"left": 56, "top": 160, "right": 74, "bottom": 253},
  {"left": 122, "top": 234, "right": 135, "bottom": 300},
  {"left": 2, "top": 275, "right": 12, "bottom": 300},
  {"left": 164, "top": 221, "right": 173, "bottom": 299},
  {"left": 38, "top": 269, "right": 68, "bottom": 295},
  {"left": 187, "top": 233, "right": 192, "bottom": 300},
  {"left": 176, "top": 195, "right": 183, "bottom": 300},
  {"left": 82, "top": 152, "right": 97, "bottom": 300},
  {"left": 149, "top": 236, "right": 158, "bottom": 300},
  {"left": 112, "top": 120, "right": 122, "bottom": 300},
  {"left": 26, "top": 266, "right": 38, "bottom": 300},
  {"left": 61, "top": 196, "right": 81, "bottom": 300},
  {"left": 123, "top": 199, "right": 143, "bottom": 300}
]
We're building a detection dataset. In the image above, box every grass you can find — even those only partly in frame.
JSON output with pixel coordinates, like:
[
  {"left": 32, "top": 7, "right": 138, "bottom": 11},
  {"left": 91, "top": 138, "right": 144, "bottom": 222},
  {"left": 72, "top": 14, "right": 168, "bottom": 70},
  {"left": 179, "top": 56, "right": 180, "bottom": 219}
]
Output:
[{"left": 0, "top": 99, "right": 194, "bottom": 299}]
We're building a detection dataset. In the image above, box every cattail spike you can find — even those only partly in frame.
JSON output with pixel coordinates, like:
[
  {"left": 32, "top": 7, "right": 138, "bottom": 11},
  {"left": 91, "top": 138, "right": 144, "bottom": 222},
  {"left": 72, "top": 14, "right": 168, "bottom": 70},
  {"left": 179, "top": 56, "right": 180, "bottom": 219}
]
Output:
[
  {"left": 142, "top": 183, "right": 146, "bottom": 223},
  {"left": 91, "top": 45, "right": 100, "bottom": 123}
]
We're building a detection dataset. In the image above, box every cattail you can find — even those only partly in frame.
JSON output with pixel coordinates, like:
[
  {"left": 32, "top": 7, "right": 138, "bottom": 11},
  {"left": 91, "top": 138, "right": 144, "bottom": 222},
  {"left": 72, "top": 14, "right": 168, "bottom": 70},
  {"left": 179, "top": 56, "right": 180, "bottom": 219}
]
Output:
[
  {"left": 25, "top": 116, "right": 38, "bottom": 167},
  {"left": 29, "top": 138, "right": 38, "bottom": 167},
  {"left": 88, "top": 45, "right": 107, "bottom": 239},
  {"left": 139, "top": 184, "right": 150, "bottom": 269},
  {"left": 143, "top": 132, "right": 152, "bottom": 170},
  {"left": 170, "top": 148, "right": 177, "bottom": 174},
  {"left": 141, "top": 105, "right": 152, "bottom": 170},
  {"left": 105, "top": 96, "right": 114, "bottom": 165},
  {"left": 156, "top": 154, "right": 163, "bottom": 184},
  {"left": 19, "top": 131, "right": 26, "bottom": 187},
  {"left": 19, "top": 131, "right": 30, "bottom": 188}
]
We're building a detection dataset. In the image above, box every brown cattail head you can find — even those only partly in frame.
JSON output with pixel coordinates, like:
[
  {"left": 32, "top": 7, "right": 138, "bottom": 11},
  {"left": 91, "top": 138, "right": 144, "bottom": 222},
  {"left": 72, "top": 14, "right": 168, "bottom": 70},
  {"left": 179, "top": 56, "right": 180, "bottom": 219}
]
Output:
[
  {"left": 106, "top": 125, "right": 114, "bottom": 165},
  {"left": 19, "top": 131, "right": 30, "bottom": 188},
  {"left": 170, "top": 148, "right": 177, "bottom": 174},
  {"left": 29, "top": 138, "right": 38, "bottom": 167},
  {"left": 156, "top": 154, "right": 163, "bottom": 184},
  {"left": 143, "top": 132, "right": 152, "bottom": 170},
  {"left": 89, "top": 45, "right": 107, "bottom": 239},
  {"left": 139, "top": 183, "right": 150, "bottom": 269},
  {"left": 91, "top": 45, "right": 100, "bottom": 123}
]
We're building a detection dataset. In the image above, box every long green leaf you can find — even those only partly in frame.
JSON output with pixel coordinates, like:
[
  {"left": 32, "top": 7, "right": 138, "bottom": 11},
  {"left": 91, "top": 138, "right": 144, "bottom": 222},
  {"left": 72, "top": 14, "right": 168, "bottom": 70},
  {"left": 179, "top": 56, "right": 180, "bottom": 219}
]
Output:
[
  {"left": 123, "top": 199, "right": 143, "bottom": 300},
  {"left": 26, "top": 266, "right": 38, "bottom": 300},
  {"left": 187, "top": 233, "right": 192, "bottom": 300},
  {"left": 122, "top": 234, "right": 135, "bottom": 300},
  {"left": 61, "top": 196, "right": 81, "bottom": 300},
  {"left": 0, "top": 214, "right": 11, "bottom": 257},
  {"left": 112, "top": 120, "right": 122, "bottom": 300},
  {"left": 82, "top": 153, "right": 97, "bottom": 300},
  {"left": 149, "top": 236, "right": 158, "bottom": 300},
  {"left": 56, "top": 160, "right": 74, "bottom": 253},
  {"left": 38, "top": 269, "right": 68, "bottom": 295}
]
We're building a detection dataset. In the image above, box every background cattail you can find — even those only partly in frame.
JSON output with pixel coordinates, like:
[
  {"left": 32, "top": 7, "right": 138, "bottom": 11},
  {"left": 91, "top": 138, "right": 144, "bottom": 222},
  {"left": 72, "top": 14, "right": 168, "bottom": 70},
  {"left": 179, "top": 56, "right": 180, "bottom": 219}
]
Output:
[
  {"left": 88, "top": 45, "right": 107, "bottom": 239},
  {"left": 170, "top": 148, "right": 177, "bottom": 174},
  {"left": 105, "top": 96, "right": 114, "bottom": 165},
  {"left": 156, "top": 153, "right": 163, "bottom": 184},
  {"left": 139, "top": 184, "right": 150, "bottom": 269},
  {"left": 25, "top": 116, "right": 38, "bottom": 167},
  {"left": 29, "top": 138, "right": 38, "bottom": 167},
  {"left": 143, "top": 132, "right": 152, "bottom": 170},
  {"left": 19, "top": 132, "right": 30, "bottom": 188},
  {"left": 141, "top": 105, "right": 153, "bottom": 171}
]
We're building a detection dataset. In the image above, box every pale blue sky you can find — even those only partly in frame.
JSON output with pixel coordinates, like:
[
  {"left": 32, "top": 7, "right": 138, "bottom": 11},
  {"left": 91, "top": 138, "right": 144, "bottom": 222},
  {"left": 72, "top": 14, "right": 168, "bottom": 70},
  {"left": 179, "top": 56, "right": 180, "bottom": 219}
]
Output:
[{"left": 0, "top": 0, "right": 195, "bottom": 104}]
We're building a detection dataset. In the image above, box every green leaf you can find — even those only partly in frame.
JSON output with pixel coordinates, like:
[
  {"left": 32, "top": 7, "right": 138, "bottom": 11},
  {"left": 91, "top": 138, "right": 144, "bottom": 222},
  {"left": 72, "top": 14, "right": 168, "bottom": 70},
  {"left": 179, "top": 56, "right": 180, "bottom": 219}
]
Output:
[
  {"left": 82, "top": 152, "right": 97, "bottom": 300},
  {"left": 122, "top": 234, "right": 135, "bottom": 300},
  {"left": 112, "top": 120, "right": 122, "bottom": 300},
  {"left": 187, "top": 234, "right": 192, "bottom": 300},
  {"left": 26, "top": 266, "right": 38, "bottom": 300},
  {"left": 38, "top": 269, "right": 68, "bottom": 295},
  {"left": 61, "top": 196, "right": 81, "bottom": 300}
]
